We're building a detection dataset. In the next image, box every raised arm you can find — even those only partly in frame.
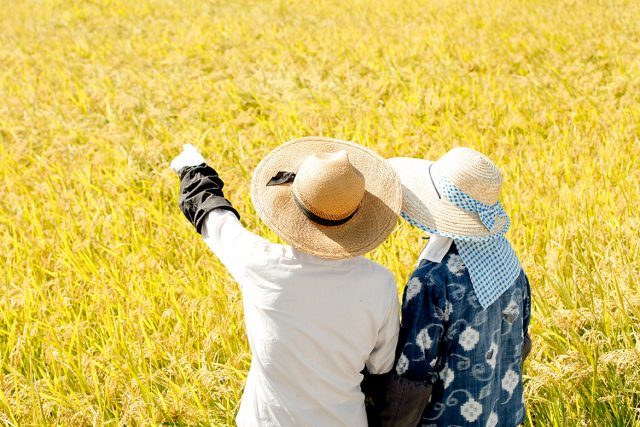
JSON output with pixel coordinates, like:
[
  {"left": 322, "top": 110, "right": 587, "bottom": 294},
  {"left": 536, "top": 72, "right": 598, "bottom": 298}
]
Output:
[
  {"left": 171, "top": 144, "right": 239, "bottom": 233},
  {"left": 171, "top": 144, "right": 271, "bottom": 276}
]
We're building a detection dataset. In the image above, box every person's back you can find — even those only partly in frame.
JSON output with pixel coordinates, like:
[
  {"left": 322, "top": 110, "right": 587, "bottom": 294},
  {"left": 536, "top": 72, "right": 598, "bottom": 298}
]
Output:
[
  {"left": 396, "top": 243, "right": 530, "bottom": 426},
  {"left": 368, "top": 147, "right": 532, "bottom": 426},
  {"left": 204, "top": 211, "right": 399, "bottom": 426},
  {"left": 170, "top": 137, "right": 402, "bottom": 427}
]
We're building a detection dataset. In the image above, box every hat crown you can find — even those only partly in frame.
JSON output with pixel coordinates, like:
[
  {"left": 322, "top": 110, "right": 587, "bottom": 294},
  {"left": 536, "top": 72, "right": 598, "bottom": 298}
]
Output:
[
  {"left": 293, "top": 150, "right": 365, "bottom": 221},
  {"left": 434, "top": 147, "right": 503, "bottom": 205}
]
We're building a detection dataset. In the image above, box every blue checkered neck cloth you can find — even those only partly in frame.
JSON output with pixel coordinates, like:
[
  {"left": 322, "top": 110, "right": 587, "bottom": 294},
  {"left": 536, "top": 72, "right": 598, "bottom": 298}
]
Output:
[{"left": 401, "top": 173, "right": 522, "bottom": 308}]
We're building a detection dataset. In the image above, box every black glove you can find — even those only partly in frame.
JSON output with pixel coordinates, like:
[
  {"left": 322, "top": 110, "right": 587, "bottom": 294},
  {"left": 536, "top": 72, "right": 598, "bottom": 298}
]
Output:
[{"left": 178, "top": 163, "right": 240, "bottom": 234}]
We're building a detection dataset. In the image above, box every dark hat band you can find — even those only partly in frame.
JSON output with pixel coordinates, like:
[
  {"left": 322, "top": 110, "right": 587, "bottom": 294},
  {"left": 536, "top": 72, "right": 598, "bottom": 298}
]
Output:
[{"left": 267, "top": 170, "right": 358, "bottom": 226}]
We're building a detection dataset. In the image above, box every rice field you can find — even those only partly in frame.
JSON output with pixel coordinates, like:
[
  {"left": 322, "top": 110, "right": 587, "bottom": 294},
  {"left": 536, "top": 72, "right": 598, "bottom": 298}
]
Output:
[{"left": 1, "top": 0, "right": 639, "bottom": 425}]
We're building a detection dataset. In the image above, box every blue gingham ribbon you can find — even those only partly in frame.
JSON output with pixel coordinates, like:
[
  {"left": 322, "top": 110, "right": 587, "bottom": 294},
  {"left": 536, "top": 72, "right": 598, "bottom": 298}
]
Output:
[
  {"left": 402, "top": 211, "right": 522, "bottom": 307},
  {"left": 431, "top": 170, "right": 509, "bottom": 232},
  {"left": 455, "top": 238, "right": 522, "bottom": 308},
  {"left": 401, "top": 167, "right": 522, "bottom": 308}
]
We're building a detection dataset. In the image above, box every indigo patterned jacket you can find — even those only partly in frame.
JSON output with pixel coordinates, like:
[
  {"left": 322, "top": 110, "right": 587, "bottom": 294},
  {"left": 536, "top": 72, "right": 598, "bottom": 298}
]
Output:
[{"left": 390, "top": 243, "right": 531, "bottom": 427}]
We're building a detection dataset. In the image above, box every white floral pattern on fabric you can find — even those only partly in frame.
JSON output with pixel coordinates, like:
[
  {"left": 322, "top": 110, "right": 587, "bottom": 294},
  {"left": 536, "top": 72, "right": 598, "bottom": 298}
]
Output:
[
  {"left": 440, "top": 367, "right": 455, "bottom": 389},
  {"left": 416, "top": 328, "right": 432, "bottom": 353},
  {"left": 446, "top": 254, "right": 466, "bottom": 276},
  {"left": 393, "top": 248, "right": 530, "bottom": 426},
  {"left": 502, "top": 369, "right": 519, "bottom": 395},
  {"left": 459, "top": 327, "right": 480, "bottom": 351},
  {"left": 486, "top": 342, "right": 498, "bottom": 369},
  {"left": 487, "top": 411, "right": 499, "bottom": 427},
  {"left": 444, "top": 300, "right": 452, "bottom": 321},
  {"left": 404, "top": 277, "right": 423, "bottom": 305},
  {"left": 502, "top": 300, "right": 520, "bottom": 324},
  {"left": 396, "top": 354, "right": 409, "bottom": 375},
  {"left": 460, "top": 398, "right": 483, "bottom": 422}
]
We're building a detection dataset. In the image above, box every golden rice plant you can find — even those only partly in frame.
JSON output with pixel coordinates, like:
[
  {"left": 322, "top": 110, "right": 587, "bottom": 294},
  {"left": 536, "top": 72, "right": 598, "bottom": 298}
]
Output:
[{"left": 0, "top": 0, "right": 638, "bottom": 425}]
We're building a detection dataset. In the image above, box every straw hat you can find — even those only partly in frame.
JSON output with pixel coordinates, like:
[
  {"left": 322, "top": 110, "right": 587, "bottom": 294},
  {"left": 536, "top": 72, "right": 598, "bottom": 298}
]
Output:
[
  {"left": 251, "top": 137, "right": 402, "bottom": 259},
  {"left": 388, "top": 147, "right": 510, "bottom": 240}
]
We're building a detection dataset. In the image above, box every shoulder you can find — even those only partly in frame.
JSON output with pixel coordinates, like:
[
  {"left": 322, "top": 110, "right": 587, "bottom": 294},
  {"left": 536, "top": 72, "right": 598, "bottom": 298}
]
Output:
[
  {"left": 412, "top": 249, "right": 471, "bottom": 282},
  {"left": 357, "top": 257, "right": 396, "bottom": 283},
  {"left": 204, "top": 210, "right": 291, "bottom": 266},
  {"left": 349, "top": 257, "right": 397, "bottom": 302},
  {"left": 410, "top": 259, "right": 447, "bottom": 285},
  {"left": 404, "top": 258, "right": 454, "bottom": 306}
]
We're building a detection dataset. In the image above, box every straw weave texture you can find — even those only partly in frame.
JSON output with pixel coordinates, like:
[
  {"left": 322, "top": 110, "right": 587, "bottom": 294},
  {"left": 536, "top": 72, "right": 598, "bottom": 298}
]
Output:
[
  {"left": 251, "top": 137, "right": 402, "bottom": 259},
  {"left": 389, "top": 152, "right": 508, "bottom": 239}
]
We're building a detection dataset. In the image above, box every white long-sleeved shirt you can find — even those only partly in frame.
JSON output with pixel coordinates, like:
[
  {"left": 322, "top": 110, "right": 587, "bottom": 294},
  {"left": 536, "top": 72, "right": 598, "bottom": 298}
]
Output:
[{"left": 201, "top": 210, "right": 400, "bottom": 427}]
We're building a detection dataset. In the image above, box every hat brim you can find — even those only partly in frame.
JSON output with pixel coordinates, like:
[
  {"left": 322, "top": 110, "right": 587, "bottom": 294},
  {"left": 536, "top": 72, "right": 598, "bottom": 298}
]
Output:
[
  {"left": 388, "top": 157, "right": 508, "bottom": 240},
  {"left": 251, "top": 137, "right": 402, "bottom": 259}
]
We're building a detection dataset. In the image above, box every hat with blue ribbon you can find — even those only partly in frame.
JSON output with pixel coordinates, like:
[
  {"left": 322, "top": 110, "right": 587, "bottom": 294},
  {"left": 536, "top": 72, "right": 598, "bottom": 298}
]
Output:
[
  {"left": 389, "top": 148, "right": 522, "bottom": 308},
  {"left": 388, "top": 147, "right": 510, "bottom": 240}
]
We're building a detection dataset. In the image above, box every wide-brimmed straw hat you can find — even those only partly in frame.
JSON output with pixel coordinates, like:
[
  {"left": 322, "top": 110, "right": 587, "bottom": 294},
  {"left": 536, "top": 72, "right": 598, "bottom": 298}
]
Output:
[
  {"left": 251, "top": 137, "right": 402, "bottom": 259},
  {"left": 388, "top": 147, "right": 510, "bottom": 240}
]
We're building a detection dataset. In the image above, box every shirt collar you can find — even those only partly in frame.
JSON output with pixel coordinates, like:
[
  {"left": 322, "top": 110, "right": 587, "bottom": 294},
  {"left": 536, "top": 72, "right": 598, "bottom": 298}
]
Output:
[{"left": 417, "top": 235, "right": 453, "bottom": 265}]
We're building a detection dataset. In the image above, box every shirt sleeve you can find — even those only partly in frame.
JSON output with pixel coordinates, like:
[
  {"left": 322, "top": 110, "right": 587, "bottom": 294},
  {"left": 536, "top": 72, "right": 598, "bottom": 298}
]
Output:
[
  {"left": 365, "top": 277, "right": 400, "bottom": 375},
  {"left": 363, "top": 273, "right": 434, "bottom": 427},
  {"left": 200, "top": 210, "right": 273, "bottom": 279},
  {"left": 394, "top": 271, "right": 446, "bottom": 382}
]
